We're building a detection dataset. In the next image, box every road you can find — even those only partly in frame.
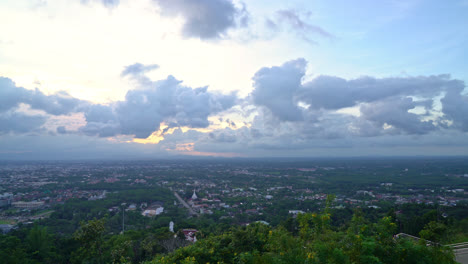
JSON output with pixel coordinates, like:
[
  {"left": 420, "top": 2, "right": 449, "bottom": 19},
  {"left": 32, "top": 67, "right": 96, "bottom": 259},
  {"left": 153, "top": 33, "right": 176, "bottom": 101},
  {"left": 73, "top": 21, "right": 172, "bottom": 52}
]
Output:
[
  {"left": 455, "top": 247, "right": 468, "bottom": 264},
  {"left": 173, "top": 192, "right": 198, "bottom": 216},
  {"left": 0, "top": 210, "right": 54, "bottom": 224}
]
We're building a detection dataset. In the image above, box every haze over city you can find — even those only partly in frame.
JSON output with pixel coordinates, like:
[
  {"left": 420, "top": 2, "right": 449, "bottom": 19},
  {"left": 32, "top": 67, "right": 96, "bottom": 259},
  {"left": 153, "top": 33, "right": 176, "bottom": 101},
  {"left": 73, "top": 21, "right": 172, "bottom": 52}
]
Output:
[{"left": 1, "top": 0, "right": 468, "bottom": 159}]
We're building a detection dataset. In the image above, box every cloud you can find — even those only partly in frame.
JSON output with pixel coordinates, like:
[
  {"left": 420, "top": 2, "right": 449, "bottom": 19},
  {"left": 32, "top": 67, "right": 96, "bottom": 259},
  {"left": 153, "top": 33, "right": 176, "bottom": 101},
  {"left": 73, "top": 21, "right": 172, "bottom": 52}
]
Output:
[
  {"left": 116, "top": 74, "right": 236, "bottom": 138},
  {"left": 78, "top": 104, "right": 119, "bottom": 137},
  {"left": 79, "top": 64, "right": 237, "bottom": 138},
  {"left": 359, "top": 97, "right": 436, "bottom": 135},
  {"left": 153, "top": 0, "right": 249, "bottom": 39},
  {"left": 267, "top": 9, "right": 333, "bottom": 44},
  {"left": 208, "top": 128, "right": 237, "bottom": 143},
  {"left": 80, "top": 0, "right": 120, "bottom": 8},
  {"left": 2, "top": 58, "right": 468, "bottom": 158},
  {"left": 0, "top": 77, "right": 88, "bottom": 134},
  {"left": 441, "top": 87, "right": 468, "bottom": 131},
  {"left": 299, "top": 74, "right": 461, "bottom": 110},
  {"left": 28, "top": 89, "right": 84, "bottom": 116},
  {"left": 0, "top": 111, "right": 47, "bottom": 134},
  {"left": 0, "top": 77, "right": 29, "bottom": 113},
  {"left": 0, "top": 77, "right": 87, "bottom": 116},
  {"left": 56, "top": 126, "right": 67, "bottom": 134},
  {"left": 249, "top": 58, "right": 467, "bottom": 140},
  {"left": 251, "top": 59, "right": 306, "bottom": 122},
  {"left": 1, "top": 64, "right": 237, "bottom": 139},
  {"left": 79, "top": 121, "right": 120, "bottom": 137},
  {"left": 84, "top": 104, "right": 117, "bottom": 123},
  {"left": 0, "top": 133, "right": 169, "bottom": 160},
  {"left": 121, "top": 63, "right": 159, "bottom": 77}
]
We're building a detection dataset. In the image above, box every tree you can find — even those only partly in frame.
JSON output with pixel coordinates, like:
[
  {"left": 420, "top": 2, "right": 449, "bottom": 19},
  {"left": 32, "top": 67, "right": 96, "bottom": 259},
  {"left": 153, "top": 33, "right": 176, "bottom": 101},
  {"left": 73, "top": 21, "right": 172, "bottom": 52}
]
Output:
[
  {"left": 419, "top": 221, "right": 447, "bottom": 243},
  {"left": 0, "top": 235, "right": 30, "bottom": 264},
  {"left": 72, "top": 218, "right": 107, "bottom": 264},
  {"left": 26, "top": 226, "right": 55, "bottom": 263}
]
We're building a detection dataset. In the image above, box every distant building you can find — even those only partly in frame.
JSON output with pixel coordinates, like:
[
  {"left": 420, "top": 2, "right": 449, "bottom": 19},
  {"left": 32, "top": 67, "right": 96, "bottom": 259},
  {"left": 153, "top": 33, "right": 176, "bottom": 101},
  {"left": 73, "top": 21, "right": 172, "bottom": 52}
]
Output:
[
  {"left": 182, "top": 229, "right": 198, "bottom": 242},
  {"left": 141, "top": 207, "right": 164, "bottom": 217},
  {"left": 289, "top": 210, "right": 305, "bottom": 215},
  {"left": 192, "top": 190, "right": 198, "bottom": 200},
  {"left": 0, "top": 224, "right": 14, "bottom": 234},
  {"left": 12, "top": 201, "right": 44, "bottom": 209},
  {"left": 0, "top": 199, "right": 11, "bottom": 208}
]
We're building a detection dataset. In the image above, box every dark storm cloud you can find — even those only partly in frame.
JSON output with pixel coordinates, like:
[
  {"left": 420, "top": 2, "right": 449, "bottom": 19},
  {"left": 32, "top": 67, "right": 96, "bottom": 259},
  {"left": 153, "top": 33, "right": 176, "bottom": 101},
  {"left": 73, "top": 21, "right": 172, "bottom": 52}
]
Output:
[{"left": 153, "top": 0, "right": 249, "bottom": 39}]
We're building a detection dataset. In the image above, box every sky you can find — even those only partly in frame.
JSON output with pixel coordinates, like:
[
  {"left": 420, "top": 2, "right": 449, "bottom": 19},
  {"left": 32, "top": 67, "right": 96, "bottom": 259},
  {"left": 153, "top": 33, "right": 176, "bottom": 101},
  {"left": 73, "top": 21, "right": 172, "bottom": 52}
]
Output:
[{"left": 0, "top": 0, "right": 468, "bottom": 159}]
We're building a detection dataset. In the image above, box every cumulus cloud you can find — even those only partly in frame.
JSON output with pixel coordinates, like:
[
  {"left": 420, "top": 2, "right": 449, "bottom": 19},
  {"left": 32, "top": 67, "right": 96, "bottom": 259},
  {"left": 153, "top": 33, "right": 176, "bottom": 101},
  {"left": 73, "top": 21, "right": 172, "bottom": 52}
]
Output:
[
  {"left": 0, "top": 77, "right": 88, "bottom": 134},
  {"left": 359, "top": 97, "right": 436, "bottom": 135},
  {"left": 251, "top": 59, "right": 306, "bottom": 121},
  {"left": 79, "top": 63, "right": 237, "bottom": 138},
  {"left": 249, "top": 58, "right": 467, "bottom": 140},
  {"left": 0, "top": 77, "right": 29, "bottom": 113},
  {"left": 28, "top": 89, "right": 84, "bottom": 116},
  {"left": 78, "top": 0, "right": 249, "bottom": 39},
  {"left": 2, "top": 58, "right": 468, "bottom": 158},
  {"left": 0, "top": 77, "right": 87, "bottom": 116},
  {"left": 117, "top": 75, "right": 236, "bottom": 138},
  {"left": 299, "top": 74, "right": 461, "bottom": 110},
  {"left": 441, "top": 87, "right": 468, "bottom": 131},
  {"left": 153, "top": 0, "right": 249, "bottom": 39}
]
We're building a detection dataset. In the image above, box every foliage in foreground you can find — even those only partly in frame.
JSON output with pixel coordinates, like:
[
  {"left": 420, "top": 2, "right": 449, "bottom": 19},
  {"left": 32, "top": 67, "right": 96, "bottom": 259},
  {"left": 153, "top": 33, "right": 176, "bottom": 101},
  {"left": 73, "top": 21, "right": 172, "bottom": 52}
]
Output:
[{"left": 148, "top": 208, "right": 456, "bottom": 264}]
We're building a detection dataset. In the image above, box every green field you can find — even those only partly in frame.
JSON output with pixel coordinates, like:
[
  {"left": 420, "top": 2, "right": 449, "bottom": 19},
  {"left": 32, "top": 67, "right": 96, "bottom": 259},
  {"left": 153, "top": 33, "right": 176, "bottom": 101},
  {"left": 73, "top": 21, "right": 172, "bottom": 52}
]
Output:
[{"left": 0, "top": 219, "right": 16, "bottom": 225}]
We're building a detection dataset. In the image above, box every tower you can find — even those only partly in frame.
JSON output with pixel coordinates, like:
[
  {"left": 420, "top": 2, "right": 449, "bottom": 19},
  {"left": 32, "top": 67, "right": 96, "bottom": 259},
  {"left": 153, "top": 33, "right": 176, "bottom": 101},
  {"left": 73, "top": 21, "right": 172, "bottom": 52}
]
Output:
[{"left": 192, "top": 189, "right": 198, "bottom": 200}]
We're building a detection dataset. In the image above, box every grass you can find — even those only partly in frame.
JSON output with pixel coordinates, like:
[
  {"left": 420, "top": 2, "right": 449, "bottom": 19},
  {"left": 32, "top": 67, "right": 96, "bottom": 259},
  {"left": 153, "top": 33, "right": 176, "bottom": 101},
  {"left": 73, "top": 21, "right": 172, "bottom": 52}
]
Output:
[
  {"left": 33, "top": 209, "right": 54, "bottom": 216},
  {"left": 0, "top": 219, "right": 16, "bottom": 225}
]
